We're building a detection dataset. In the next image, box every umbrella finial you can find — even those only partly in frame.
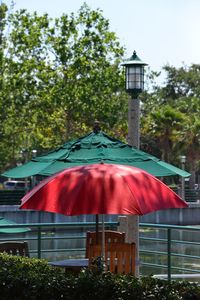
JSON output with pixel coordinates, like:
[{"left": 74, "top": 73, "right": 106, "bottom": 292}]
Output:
[{"left": 93, "top": 121, "right": 101, "bottom": 133}]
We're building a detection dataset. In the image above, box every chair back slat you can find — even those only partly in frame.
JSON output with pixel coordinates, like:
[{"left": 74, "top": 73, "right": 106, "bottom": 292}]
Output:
[
  {"left": 88, "top": 242, "right": 135, "bottom": 275},
  {"left": 0, "top": 242, "right": 29, "bottom": 257},
  {"left": 86, "top": 230, "right": 125, "bottom": 258}
]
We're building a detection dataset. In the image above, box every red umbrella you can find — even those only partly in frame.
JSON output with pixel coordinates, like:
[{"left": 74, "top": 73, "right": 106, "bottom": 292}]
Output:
[
  {"left": 20, "top": 164, "right": 188, "bottom": 263},
  {"left": 20, "top": 163, "right": 187, "bottom": 215}
]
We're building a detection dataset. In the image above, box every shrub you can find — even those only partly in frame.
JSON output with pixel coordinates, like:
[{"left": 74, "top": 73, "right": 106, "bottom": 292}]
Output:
[
  {"left": 0, "top": 253, "right": 200, "bottom": 300},
  {"left": 0, "top": 253, "right": 74, "bottom": 300}
]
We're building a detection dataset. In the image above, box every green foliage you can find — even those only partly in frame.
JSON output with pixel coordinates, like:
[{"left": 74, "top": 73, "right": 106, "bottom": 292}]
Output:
[
  {"left": 1, "top": 1, "right": 200, "bottom": 182},
  {"left": 0, "top": 253, "right": 200, "bottom": 300},
  {"left": 0, "top": 2, "right": 127, "bottom": 172},
  {"left": 141, "top": 64, "right": 200, "bottom": 182},
  {"left": 142, "top": 104, "right": 185, "bottom": 162},
  {"left": 0, "top": 253, "right": 74, "bottom": 300}
]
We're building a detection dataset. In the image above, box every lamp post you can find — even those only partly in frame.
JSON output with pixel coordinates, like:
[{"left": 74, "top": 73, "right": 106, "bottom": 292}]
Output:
[
  {"left": 180, "top": 155, "right": 186, "bottom": 200},
  {"left": 32, "top": 149, "right": 37, "bottom": 158},
  {"left": 20, "top": 149, "right": 29, "bottom": 164},
  {"left": 122, "top": 50, "right": 147, "bottom": 146},
  {"left": 31, "top": 150, "right": 37, "bottom": 188},
  {"left": 121, "top": 50, "right": 147, "bottom": 276},
  {"left": 20, "top": 149, "right": 29, "bottom": 192}
]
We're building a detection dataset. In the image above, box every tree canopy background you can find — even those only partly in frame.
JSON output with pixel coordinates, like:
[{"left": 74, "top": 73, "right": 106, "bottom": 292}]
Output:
[
  {"left": 0, "top": 2, "right": 127, "bottom": 171},
  {"left": 1, "top": 2, "right": 200, "bottom": 187}
]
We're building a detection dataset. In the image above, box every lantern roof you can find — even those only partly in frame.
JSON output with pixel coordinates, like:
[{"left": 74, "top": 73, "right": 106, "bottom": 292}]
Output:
[{"left": 121, "top": 50, "right": 148, "bottom": 66}]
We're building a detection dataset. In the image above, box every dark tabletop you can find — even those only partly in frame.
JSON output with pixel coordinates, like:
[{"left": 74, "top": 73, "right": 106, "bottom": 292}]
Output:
[{"left": 49, "top": 258, "right": 89, "bottom": 268}]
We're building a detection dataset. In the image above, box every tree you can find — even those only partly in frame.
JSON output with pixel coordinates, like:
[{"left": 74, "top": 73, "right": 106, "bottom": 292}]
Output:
[
  {"left": 142, "top": 104, "right": 185, "bottom": 162},
  {"left": 0, "top": 3, "right": 128, "bottom": 172},
  {"left": 141, "top": 64, "right": 200, "bottom": 186}
]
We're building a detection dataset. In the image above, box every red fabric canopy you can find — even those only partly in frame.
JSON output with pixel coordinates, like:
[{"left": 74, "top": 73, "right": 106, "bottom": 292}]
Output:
[{"left": 20, "top": 164, "right": 187, "bottom": 216}]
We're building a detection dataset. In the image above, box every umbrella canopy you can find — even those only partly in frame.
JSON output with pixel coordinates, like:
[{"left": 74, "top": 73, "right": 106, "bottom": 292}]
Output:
[
  {"left": 20, "top": 163, "right": 187, "bottom": 265},
  {"left": 2, "top": 130, "right": 190, "bottom": 178},
  {"left": 20, "top": 164, "right": 188, "bottom": 216},
  {"left": 0, "top": 217, "right": 30, "bottom": 233}
]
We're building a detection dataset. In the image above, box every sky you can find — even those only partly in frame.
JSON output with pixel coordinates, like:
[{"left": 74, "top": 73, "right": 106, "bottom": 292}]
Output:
[{"left": 2, "top": 0, "right": 200, "bottom": 74}]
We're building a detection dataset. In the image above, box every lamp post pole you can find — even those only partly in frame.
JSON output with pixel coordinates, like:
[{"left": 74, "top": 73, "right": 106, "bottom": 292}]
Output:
[
  {"left": 121, "top": 51, "right": 147, "bottom": 276},
  {"left": 20, "top": 149, "right": 29, "bottom": 192},
  {"left": 127, "top": 96, "right": 140, "bottom": 277},
  {"left": 128, "top": 97, "right": 140, "bottom": 147},
  {"left": 180, "top": 156, "right": 186, "bottom": 200},
  {"left": 31, "top": 149, "right": 37, "bottom": 188}
]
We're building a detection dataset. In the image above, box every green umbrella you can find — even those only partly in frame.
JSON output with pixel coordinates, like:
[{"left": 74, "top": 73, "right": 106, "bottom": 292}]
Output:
[
  {"left": 0, "top": 217, "right": 30, "bottom": 233},
  {"left": 2, "top": 130, "right": 190, "bottom": 178}
]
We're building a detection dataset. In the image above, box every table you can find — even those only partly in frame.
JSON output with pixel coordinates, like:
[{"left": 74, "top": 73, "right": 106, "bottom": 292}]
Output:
[{"left": 49, "top": 258, "right": 89, "bottom": 273}]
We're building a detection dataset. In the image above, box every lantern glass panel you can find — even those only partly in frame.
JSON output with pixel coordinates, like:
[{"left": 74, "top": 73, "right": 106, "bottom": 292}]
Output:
[
  {"left": 128, "top": 67, "right": 136, "bottom": 73},
  {"left": 126, "top": 65, "right": 144, "bottom": 91},
  {"left": 135, "top": 67, "right": 141, "bottom": 74}
]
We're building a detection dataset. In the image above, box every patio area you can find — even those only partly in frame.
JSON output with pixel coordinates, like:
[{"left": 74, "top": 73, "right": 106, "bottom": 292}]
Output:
[{"left": 0, "top": 219, "right": 200, "bottom": 281}]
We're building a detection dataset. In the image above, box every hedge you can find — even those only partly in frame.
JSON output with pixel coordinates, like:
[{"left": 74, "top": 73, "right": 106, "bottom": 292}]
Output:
[{"left": 0, "top": 253, "right": 200, "bottom": 300}]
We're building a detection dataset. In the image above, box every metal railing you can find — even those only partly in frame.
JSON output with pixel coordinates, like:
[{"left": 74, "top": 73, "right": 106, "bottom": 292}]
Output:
[
  {"left": 0, "top": 221, "right": 200, "bottom": 280},
  {"left": 140, "top": 223, "right": 200, "bottom": 280},
  {"left": 0, "top": 190, "right": 25, "bottom": 205},
  {"left": 0, "top": 188, "right": 199, "bottom": 205},
  {"left": 0, "top": 222, "right": 118, "bottom": 259},
  {"left": 171, "top": 187, "right": 199, "bottom": 202}
]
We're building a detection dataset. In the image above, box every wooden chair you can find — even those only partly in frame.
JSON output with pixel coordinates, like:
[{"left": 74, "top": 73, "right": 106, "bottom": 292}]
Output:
[
  {"left": 0, "top": 241, "right": 29, "bottom": 257},
  {"left": 88, "top": 242, "right": 135, "bottom": 275},
  {"left": 86, "top": 230, "right": 125, "bottom": 258}
]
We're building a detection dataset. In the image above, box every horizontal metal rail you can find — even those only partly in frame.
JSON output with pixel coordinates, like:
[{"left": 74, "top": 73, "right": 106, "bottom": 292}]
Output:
[
  {"left": 140, "top": 236, "right": 200, "bottom": 246},
  {"left": 0, "top": 221, "right": 118, "bottom": 229},
  {"left": 140, "top": 222, "right": 200, "bottom": 230}
]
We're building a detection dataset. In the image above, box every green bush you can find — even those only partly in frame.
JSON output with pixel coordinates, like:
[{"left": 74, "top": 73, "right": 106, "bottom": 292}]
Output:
[
  {"left": 0, "top": 253, "right": 74, "bottom": 300},
  {"left": 0, "top": 253, "right": 200, "bottom": 300}
]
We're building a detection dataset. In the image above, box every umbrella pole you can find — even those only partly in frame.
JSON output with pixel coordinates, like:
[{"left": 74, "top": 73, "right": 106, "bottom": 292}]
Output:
[
  {"left": 101, "top": 214, "right": 106, "bottom": 271},
  {"left": 95, "top": 214, "right": 99, "bottom": 243}
]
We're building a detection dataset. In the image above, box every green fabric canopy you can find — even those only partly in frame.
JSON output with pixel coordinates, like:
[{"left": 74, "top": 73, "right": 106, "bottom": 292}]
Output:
[
  {"left": 2, "top": 131, "right": 190, "bottom": 178},
  {"left": 0, "top": 217, "right": 30, "bottom": 233}
]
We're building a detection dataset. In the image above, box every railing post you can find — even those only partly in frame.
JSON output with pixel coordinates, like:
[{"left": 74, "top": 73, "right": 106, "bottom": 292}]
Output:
[
  {"left": 37, "top": 226, "right": 41, "bottom": 259},
  {"left": 167, "top": 228, "right": 171, "bottom": 281}
]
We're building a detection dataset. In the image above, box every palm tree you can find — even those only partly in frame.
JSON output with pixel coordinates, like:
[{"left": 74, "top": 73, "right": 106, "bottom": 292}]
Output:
[
  {"left": 142, "top": 104, "right": 185, "bottom": 163},
  {"left": 179, "top": 115, "right": 200, "bottom": 187}
]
